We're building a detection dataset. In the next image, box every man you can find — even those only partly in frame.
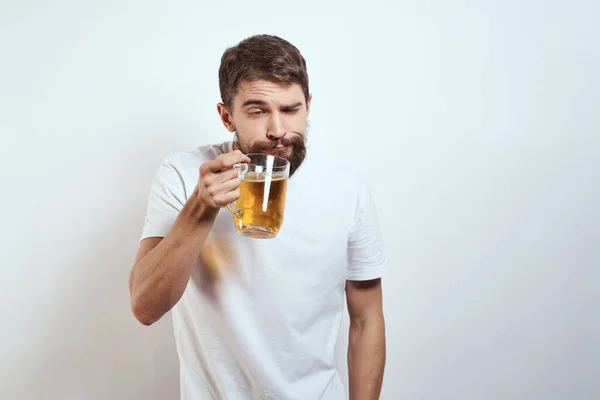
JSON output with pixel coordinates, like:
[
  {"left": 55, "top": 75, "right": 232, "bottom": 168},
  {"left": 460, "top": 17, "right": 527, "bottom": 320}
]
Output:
[{"left": 129, "top": 34, "right": 388, "bottom": 399}]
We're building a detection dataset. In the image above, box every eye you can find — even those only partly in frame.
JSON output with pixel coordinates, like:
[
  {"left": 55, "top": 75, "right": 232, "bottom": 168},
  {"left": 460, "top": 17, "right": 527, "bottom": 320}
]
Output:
[
  {"left": 283, "top": 108, "right": 300, "bottom": 114},
  {"left": 249, "top": 109, "right": 265, "bottom": 116}
]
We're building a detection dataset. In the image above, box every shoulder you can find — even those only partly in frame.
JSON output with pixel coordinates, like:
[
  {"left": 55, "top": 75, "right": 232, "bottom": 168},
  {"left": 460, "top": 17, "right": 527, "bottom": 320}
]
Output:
[
  {"left": 147, "top": 141, "right": 233, "bottom": 197},
  {"left": 162, "top": 141, "right": 234, "bottom": 175}
]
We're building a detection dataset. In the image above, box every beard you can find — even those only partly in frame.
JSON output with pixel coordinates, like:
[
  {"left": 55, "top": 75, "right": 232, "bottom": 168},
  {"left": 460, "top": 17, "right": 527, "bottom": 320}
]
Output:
[{"left": 234, "top": 132, "right": 307, "bottom": 177}]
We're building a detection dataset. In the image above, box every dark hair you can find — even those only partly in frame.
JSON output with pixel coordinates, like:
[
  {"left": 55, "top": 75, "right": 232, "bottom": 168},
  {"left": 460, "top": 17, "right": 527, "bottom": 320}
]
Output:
[{"left": 218, "top": 34, "right": 309, "bottom": 108}]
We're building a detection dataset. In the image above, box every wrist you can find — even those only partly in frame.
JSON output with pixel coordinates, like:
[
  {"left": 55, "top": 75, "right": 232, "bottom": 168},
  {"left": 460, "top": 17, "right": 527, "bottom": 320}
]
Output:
[
  {"left": 174, "top": 191, "right": 219, "bottom": 234},
  {"left": 186, "top": 191, "right": 219, "bottom": 221}
]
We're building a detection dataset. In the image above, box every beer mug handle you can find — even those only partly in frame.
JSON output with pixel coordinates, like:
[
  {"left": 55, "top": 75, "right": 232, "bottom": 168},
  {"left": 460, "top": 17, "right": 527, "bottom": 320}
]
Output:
[{"left": 226, "top": 162, "right": 248, "bottom": 217}]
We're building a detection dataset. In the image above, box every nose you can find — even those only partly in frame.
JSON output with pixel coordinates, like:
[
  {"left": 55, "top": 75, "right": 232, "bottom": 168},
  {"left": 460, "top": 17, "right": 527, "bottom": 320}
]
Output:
[{"left": 266, "top": 113, "right": 286, "bottom": 140}]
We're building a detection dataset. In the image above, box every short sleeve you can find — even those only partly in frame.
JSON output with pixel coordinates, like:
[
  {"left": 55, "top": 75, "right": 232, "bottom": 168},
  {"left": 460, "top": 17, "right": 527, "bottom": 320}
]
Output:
[
  {"left": 140, "top": 158, "right": 187, "bottom": 241},
  {"left": 346, "top": 180, "right": 389, "bottom": 281}
]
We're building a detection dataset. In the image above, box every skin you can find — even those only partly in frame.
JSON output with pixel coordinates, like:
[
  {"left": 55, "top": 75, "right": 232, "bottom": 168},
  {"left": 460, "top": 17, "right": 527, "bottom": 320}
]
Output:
[
  {"left": 128, "top": 79, "right": 385, "bottom": 398},
  {"left": 346, "top": 278, "right": 386, "bottom": 400},
  {"left": 217, "top": 80, "right": 311, "bottom": 160}
]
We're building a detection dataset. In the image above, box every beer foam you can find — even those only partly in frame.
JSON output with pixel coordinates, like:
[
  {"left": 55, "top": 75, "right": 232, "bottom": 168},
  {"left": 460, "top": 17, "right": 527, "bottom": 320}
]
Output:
[{"left": 241, "top": 172, "right": 287, "bottom": 182}]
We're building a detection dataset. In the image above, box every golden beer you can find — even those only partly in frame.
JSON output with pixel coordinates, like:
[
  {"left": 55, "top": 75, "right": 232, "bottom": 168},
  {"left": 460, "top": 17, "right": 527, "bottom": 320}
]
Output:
[
  {"left": 232, "top": 171, "right": 288, "bottom": 238},
  {"left": 227, "top": 153, "right": 290, "bottom": 239}
]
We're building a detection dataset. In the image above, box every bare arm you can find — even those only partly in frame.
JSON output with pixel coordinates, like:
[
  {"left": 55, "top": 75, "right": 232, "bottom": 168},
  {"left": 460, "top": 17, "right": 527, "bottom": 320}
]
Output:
[
  {"left": 129, "top": 150, "right": 250, "bottom": 326},
  {"left": 128, "top": 195, "right": 218, "bottom": 325},
  {"left": 346, "top": 278, "right": 386, "bottom": 399}
]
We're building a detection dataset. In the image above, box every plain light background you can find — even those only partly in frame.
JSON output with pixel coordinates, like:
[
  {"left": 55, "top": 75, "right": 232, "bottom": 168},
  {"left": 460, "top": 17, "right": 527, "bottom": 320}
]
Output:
[{"left": 1, "top": 1, "right": 599, "bottom": 399}]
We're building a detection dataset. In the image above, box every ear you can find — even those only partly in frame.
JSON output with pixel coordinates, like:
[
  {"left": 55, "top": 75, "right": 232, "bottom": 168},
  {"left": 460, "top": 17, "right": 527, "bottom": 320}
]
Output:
[
  {"left": 217, "top": 103, "right": 236, "bottom": 132},
  {"left": 306, "top": 93, "right": 312, "bottom": 115}
]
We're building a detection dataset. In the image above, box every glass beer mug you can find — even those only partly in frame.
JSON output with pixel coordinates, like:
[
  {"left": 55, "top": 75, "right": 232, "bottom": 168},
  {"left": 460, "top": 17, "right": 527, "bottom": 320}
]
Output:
[{"left": 226, "top": 153, "right": 290, "bottom": 239}]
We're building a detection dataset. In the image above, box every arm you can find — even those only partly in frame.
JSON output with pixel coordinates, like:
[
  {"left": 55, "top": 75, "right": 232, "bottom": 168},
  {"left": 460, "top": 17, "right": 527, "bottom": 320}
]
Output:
[
  {"left": 346, "top": 278, "right": 386, "bottom": 400},
  {"left": 129, "top": 150, "right": 250, "bottom": 326},
  {"left": 128, "top": 194, "right": 218, "bottom": 325}
]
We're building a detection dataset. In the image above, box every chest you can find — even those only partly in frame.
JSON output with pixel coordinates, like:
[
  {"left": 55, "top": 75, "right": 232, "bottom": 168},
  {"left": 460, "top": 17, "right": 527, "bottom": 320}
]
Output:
[{"left": 207, "top": 175, "right": 353, "bottom": 288}]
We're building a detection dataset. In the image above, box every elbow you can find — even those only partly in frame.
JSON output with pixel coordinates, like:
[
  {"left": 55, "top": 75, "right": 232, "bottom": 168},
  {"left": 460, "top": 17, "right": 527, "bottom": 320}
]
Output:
[
  {"left": 130, "top": 295, "right": 160, "bottom": 326},
  {"left": 350, "top": 312, "right": 385, "bottom": 334},
  {"left": 134, "top": 313, "right": 156, "bottom": 327}
]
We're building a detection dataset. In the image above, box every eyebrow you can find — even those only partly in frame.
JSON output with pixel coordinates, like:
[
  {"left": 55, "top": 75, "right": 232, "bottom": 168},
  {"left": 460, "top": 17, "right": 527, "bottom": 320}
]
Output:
[
  {"left": 242, "top": 99, "right": 268, "bottom": 107},
  {"left": 280, "top": 102, "right": 304, "bottom": 111},
  {"left": 242, "top": 99, "right": 304, "bottom": 110}
]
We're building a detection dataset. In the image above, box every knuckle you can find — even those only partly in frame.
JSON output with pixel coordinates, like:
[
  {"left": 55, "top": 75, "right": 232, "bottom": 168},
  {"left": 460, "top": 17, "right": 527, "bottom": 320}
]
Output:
[{"left": 211, "top": 156, "right": 225, "bottom": 169}]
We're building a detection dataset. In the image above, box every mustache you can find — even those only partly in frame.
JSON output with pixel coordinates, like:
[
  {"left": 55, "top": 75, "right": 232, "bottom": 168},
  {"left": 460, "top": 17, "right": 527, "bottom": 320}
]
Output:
[
  {"left": 236, "top": 132, "right": 307, "bottom": 176},
  {"left": 253, "top": 135, "right": 304, "bottom": 151}
]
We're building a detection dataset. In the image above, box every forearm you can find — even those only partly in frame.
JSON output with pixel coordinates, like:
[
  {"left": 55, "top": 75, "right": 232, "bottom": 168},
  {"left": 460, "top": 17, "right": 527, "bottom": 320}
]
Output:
[
  {"left": 130, "top": 195, "right": 218, "bottom": 325},
  {"left": 348, "top": 317, "right": 386, "bottom": 400}
]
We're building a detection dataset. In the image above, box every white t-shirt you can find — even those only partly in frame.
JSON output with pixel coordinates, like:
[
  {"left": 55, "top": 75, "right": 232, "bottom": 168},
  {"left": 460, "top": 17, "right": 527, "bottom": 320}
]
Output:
[{"left": 140, "top": 141, "right": 388, "bottom": 400}]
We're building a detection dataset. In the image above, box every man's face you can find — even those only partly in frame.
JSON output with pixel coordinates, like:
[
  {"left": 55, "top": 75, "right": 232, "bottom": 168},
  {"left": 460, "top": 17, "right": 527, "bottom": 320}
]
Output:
[{"left": 218, "top": 80, "right": 311, "bottom": 176}]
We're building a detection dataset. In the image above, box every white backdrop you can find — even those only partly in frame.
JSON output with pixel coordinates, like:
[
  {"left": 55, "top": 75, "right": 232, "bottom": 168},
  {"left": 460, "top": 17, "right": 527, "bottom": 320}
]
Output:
[{"left": 1, "top": 1, "right": 599, "bottom": 399}]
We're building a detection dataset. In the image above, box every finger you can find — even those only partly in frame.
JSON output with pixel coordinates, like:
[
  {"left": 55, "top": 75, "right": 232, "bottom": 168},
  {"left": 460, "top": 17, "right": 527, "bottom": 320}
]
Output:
[
  {"left": 218, "top": 177, "right": 241, "bottom": 193},
  {"left": 213, "top": 150, "right": 251, "bottom": 172},
  {"left": 199, "top": 160, "right": 217, "bottom": 177},
  {"left": 206, "top": 177, "right": 240, "bottom": 198},
  {"left": 234, "top": 149, "right": 252, "bottom": 163},
  {"left": 217, "top": 167, "right": 240, "bottom": 183},
  {"left": 212, "top": 188, "right": 241, "bottom": 206},
  {"left": 200, "top": 162, "right": 241, "bottom": 188}
]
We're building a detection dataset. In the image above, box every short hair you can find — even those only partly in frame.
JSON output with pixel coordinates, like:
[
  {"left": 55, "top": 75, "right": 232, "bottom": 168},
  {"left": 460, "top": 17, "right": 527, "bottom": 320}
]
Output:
[{"left": 218, "top": 34, "right": 309, "bottom": 108}]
